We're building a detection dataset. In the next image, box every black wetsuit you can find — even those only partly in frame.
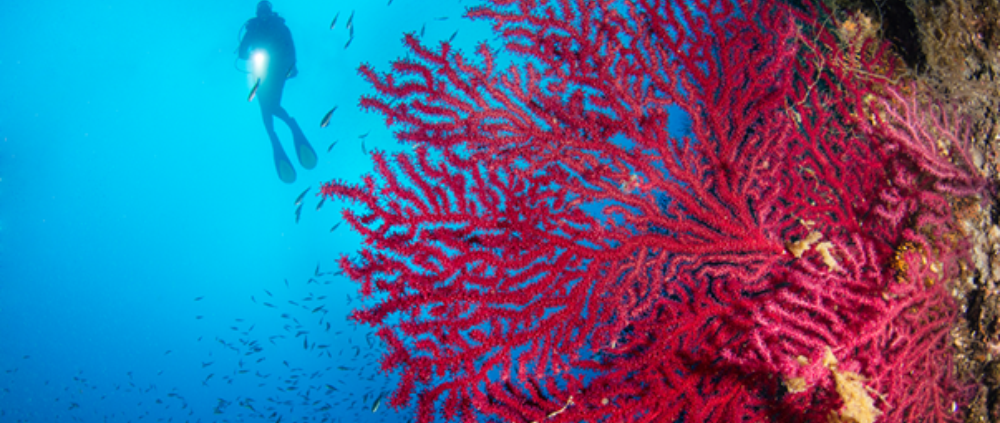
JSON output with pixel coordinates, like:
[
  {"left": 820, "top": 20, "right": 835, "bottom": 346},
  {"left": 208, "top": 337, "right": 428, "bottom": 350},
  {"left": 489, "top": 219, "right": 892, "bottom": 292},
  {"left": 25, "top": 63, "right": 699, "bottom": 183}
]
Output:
[
  {"left": 238, "top": 12, "right": 314, "bottom": 183},
  {"left": 239, "top": 14, "right": 296, "bottom": 106}
]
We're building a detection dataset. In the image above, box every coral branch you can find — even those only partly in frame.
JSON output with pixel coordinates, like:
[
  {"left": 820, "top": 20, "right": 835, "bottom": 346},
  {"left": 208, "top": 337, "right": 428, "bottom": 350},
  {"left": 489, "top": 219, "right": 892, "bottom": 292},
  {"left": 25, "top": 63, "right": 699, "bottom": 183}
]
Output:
[{"left": 325, "top": 0, "right": 987, "bottom": 421}]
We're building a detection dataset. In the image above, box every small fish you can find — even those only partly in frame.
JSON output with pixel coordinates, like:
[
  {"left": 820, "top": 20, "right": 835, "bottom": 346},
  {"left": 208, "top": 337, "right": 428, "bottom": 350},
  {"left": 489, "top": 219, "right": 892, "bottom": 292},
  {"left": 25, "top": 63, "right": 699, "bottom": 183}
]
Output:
[
  {"left": 201, "top": 361, "right": 214, "bottom": 368},
  {"left": 346, "top": 10, "right": 355, "bottom": 28},
  {"left": 320, "top": 106, "right": 337, "bottom": 128},
  {"left": 315, "top": 197, "right": 326, "bottom": 211},
  {"left": 264, "top": 289, "right": 273, "bottom": 297},
  {"left": 315, "top": 263, "right": 321, "bottom": 276},
  {"left": 344, "top": 36, "right": 353, "bottom": 49},
  {"left": 294, "top": 187, "right": 310, "bottom": 206},
  {"left": 388, "top": 0, "right": 393, "bottom": 4},
  {"left": 420, "top": 24, "right": 426, "bottom": 38},
  {"left": 194, "top": 296, "right": 204, "bottom": 301},
  {"left": 448, "top": 30, "right": 458, "bottom": 43},
  {"left": 330, "top": 222, "right": 341, "bottom": 233},
  {"left": 304, "top": 337, "right": 308, "bottom": 350},
  {"left": 263, "top": 302, "right": 276, "bottom": 308},
  {"left": 295, "top": 204, "right": 302, "bottom": 223},
  {"left": 248, "top": 78, "right": 261, "bottom": 102},
  {"left": 372, "top": 392, "right": 383, "bottom": 413},
  {"left": 195, "top": 315, "right": 203, "bottom": 320},
  {"left": 285, "top": 65, "right": 296, "bottom": 79},
  {"left": 284, "top": 278, "right": 290, "bottom": 288},
  {"left": 358, "top": 131, "right": 370, "bottom": 139},
  {"left": 164, "top": 350, "right": 172, "bottom": 355},
  {"left": 329, "top": 12, "right": 340, "bottom": 29},
  {"left": 250, "top": 295, "right": 256, "bottom": 303},
  {"left": 326, "top": 140, "right": 338, "bottom": 152},
  {"left": 361, "top": 139, "right": 367, "bottom": 155},
  {"left": 435, "top": 16, "right": 448, "bottom": 21}
]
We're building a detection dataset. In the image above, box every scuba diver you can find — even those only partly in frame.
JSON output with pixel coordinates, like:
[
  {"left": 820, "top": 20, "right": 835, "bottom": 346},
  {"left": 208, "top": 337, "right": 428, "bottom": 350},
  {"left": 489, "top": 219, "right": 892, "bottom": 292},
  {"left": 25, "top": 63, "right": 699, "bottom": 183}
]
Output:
[{"left": 238, "top": 1, "right": 316, "bottom": 184}]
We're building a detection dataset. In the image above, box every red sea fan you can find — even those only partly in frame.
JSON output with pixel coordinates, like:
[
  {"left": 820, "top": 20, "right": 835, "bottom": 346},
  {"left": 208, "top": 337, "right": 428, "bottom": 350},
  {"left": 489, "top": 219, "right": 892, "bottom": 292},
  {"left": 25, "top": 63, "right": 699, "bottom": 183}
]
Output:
[{"left": 322, "top": 0, "right": 986, "bottom": 421}]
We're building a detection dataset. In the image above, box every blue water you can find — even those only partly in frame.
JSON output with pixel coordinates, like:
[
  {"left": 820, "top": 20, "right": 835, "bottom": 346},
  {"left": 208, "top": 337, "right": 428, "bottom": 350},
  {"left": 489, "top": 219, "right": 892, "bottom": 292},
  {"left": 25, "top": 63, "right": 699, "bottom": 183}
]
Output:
[{"left": 0, "top": 1, "right": 492, "bottom": 421}]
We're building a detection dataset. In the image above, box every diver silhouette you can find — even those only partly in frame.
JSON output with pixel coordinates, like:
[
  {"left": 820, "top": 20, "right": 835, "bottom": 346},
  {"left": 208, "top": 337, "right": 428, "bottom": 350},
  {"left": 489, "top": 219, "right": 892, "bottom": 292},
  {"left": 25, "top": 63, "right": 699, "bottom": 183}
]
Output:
[{"left": 238, "top": 0, "right": 316, "bottom": 184}]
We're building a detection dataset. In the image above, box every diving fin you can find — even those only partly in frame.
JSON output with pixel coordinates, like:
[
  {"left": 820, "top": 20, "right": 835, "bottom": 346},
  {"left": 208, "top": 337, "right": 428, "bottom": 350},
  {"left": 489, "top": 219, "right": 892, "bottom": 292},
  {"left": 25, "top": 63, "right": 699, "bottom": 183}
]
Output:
[
  {"left": 274, "top": 146, "right": 297, "bottom": 184},
  {"left": 290, "top": 120, "right": 317, "bottom": 170}
]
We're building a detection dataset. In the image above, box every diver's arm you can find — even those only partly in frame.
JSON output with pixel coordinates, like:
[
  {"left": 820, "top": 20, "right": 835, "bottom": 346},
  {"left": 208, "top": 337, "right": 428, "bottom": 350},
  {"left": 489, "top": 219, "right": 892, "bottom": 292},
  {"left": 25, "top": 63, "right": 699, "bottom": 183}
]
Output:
[
  {"left": 237, "top": 21, "right": 255, "bottom": 60},
  {"left": 282, "top": 24, "right": 297, "bottom": 67}
]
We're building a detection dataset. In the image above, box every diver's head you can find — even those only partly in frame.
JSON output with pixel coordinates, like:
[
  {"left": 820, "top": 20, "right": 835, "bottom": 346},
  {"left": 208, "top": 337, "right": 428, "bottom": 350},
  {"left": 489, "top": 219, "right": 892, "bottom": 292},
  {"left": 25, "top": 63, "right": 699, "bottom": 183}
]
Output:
[{"left": 256, "top": 1, "right": 273, "bottom": 18}]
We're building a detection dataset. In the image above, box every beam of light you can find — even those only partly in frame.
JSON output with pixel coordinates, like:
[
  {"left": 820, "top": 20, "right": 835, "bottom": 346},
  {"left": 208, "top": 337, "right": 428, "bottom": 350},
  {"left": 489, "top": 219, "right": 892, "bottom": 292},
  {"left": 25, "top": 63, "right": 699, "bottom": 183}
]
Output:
[{"left": 250, "top": 49, "right": 269, "bottom": 83}]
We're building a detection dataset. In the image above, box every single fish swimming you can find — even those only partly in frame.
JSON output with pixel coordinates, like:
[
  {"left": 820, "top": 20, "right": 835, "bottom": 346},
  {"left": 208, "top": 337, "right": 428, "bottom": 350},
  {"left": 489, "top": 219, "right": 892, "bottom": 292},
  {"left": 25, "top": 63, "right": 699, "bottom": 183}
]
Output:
[
  {"left": 320, "top": 106, "right": 337, "bottom": 128},
  {"left": 248, "top": 78, "right": 261, "bottom": 102},
  {"left": 329, "top": 12, "right": 340, "bottom": 29},
  {"left": 294, "top": 187, "right": 310, "bottom": 206}
]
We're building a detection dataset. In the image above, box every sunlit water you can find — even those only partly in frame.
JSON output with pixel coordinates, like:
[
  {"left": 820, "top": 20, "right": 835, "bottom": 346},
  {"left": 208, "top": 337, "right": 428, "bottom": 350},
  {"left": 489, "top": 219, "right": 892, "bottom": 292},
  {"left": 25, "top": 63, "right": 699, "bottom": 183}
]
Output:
[{"left": 0, "top": 0, "right": 493, "bottom": 421}]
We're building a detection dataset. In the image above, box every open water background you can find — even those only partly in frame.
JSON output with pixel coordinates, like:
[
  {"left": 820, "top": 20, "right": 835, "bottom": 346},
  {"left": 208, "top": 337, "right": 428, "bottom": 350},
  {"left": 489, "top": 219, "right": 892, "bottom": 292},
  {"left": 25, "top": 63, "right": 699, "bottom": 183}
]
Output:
[{"left": 0, "top": 0, "right": 493, "bottom": 421}]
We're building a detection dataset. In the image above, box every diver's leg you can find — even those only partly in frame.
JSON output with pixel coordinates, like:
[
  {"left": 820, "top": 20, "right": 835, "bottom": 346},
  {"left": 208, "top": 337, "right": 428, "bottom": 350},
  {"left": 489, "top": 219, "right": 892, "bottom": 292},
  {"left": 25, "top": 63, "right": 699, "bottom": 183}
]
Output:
[
  {"left": 261, "top": 108, "right": 278, "bottom": 141},
  {"left": 269, "top": 70, "right": 316, "bottom": 170},
  {"left": 289, "top": 113, "right": 317, "bottom": 170},
  {"left": 260, "top": 99, "right": 296, "bottom": 184},
  {"left": 271, "top": 105, "right": 291, "bottom": 122},
  {"left": 271, "top": 106, "right": 316, "bottom": 169}
]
